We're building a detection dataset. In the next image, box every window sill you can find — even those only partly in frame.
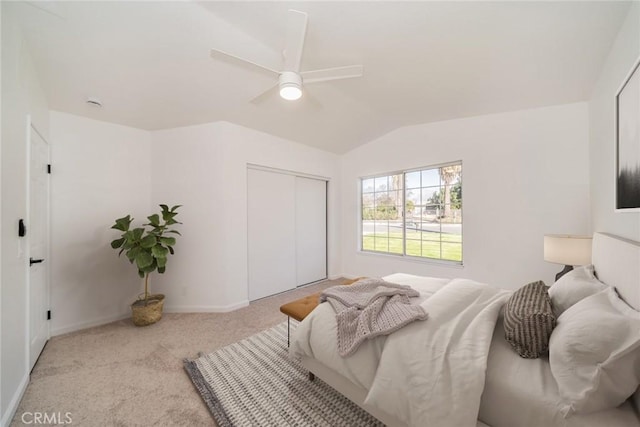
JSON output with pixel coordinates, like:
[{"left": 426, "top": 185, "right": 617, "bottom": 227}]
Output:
[{"left": 357, "top": 250, "right": 464, "bottom": 269}]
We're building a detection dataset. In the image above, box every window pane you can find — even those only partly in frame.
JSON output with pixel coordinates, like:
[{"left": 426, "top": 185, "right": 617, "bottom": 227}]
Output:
[
  {"left": 375, "top": 192, "right": 395, "bottom": 219},
  {"left": 389, "top": 174, "right": 403, "bottom": 191},
  {"left": 362, "top": 192, "right": 374, "bottom": 206},
  {"left": 421, "top": 240, "right": 441, "bottom": 259},
  {"left": 422, "top": 231, "right": 441, "bottom": 242},
  {"left": 421, "top": 187, "right": 441, "bottom": 205},
  {"left": 442, "top": 231, "right": 462, "bottom": 243},
  {"left": 406, "top": 190, "right": 419, "bottom": 206},
  {"left": 374, "top": 238, "right": 389, "bottom": 252},
  {"left": 442, "top": 243, "right": 462, "bottom": 262},
  {"left": 389, "top": 219, "right": 403, "bottom": 234},
  {"left": 388, "top": 238, "right": 403, "bottom": 254},
  {"left": 406, "top": 239, "right": 421, "bottom": 257},
  {"left": 362, "top": 207, "right": 374, "bottom": 221},
  {"left": 375, "top": 176, "right": 388, "bottom": 191},
  {"left": 362, "top": 234, "right": 375, "bottom": 251},
  {"left": 422, "top": 204, "right": 442, "bottom": 222},
  {"left": 362, "top": 178, "right": 375, "bottom": 193},
  {"left": 405, "top": 228, "right": 421, "bottom": 241},
  {"left": 441, "top": 204, "right": 462, "bottom": 225},
  {"left": 421, "top": 169, "right": 440, "bottom": 187},
  {"left": 405, "top": 171, "right": 421, "bottom": 189},
  {"left": 390, "top": 190, "right": 402, "bottom": 206},
  {"left": 374, "top": 220, "right": 389, "bottom": 236}
]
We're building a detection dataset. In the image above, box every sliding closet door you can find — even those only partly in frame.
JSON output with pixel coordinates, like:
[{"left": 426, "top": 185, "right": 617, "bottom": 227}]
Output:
[
  {"left": 295, "top": 177, "right": 327, "bottom": 286},
  {"left": 248, "top": 169, "right": 296, "bottom": 301}
]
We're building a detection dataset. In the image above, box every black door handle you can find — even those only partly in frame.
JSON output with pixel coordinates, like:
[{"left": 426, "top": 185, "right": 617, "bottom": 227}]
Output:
[{"left": 29, "top": 258, "right": 44, "bottom": 266}]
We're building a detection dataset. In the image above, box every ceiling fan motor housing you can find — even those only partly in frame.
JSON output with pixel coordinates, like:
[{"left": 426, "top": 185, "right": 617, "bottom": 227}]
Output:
[{"left": 279, "top": 71, "right": 303, "bottom": 100}]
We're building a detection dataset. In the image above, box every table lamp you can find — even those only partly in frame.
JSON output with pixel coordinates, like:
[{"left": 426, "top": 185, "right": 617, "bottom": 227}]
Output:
[{"left": 543, "top": 234, "right": 592, "bottom": 281}]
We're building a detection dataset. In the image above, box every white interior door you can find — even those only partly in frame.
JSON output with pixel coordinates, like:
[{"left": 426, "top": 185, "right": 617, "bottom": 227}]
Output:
[
  {"left": 28, "top": 123, "right": 50, "bottom": 370},
  {"left": 295, "top": 177, "right": 327, "bottom": 286},
  {"left": 247, "top": 168, "right": 296, "bottom": 301}
]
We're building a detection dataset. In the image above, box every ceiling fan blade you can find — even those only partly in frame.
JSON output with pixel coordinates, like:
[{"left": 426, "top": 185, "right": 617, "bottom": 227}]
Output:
[
  {"left": 301, "top": 91, "right": 323, "bottom": 110},
  {"left": 301, "top": 65, "right": 364, "bottom": 84},
  {"left": 283, "top": 9, "right": 308, "bottom": 72},
  {"left": 250, "top": 83, "right": 279, "bottom": 105},
  {"left": 210, "top": 48, "right": 280, "bottom": 76}
]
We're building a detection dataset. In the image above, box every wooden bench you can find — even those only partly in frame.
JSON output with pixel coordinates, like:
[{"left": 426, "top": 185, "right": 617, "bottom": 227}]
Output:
[{"left": 280, "top": 277, "right": 363, "bottom": 346}]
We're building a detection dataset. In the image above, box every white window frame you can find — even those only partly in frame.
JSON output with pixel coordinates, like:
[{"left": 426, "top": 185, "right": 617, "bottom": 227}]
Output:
[{"left": 358, "top": 161, "right": 463, "bottom": 265}]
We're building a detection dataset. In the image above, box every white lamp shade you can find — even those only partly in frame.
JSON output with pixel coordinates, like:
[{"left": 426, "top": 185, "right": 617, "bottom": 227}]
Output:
[{"left": 544, "top": 234, "right": 592, "bottom": 266}]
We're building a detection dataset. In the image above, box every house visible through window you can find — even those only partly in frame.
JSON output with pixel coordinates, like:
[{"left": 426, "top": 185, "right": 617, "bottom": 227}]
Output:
[{"left": 361, "top": 162, "right": 462, "bottom": 263}]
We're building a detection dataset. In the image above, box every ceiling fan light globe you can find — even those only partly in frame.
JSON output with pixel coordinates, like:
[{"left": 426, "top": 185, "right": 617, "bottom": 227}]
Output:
[{"left": 280, "top": 83, "right": 302, "bottom": 101}]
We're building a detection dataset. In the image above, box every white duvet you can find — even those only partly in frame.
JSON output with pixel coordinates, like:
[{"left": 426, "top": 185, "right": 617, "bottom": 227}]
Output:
[{"left": 290, "top": 274, "right": 510, "bottom": 427}]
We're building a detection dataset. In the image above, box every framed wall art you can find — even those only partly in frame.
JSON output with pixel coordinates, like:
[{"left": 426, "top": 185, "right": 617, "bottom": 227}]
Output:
[{"left": 615, "top": 55, "right": 640, "bottom": 211}]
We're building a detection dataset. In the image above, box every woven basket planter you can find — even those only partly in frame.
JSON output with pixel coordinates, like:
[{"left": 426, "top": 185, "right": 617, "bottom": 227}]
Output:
[{"left": 131, "top": 294, "right": 165, "bottom": 326}]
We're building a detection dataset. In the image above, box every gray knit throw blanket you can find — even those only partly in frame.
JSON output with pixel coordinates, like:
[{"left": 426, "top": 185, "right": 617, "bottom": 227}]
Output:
[{"left": 320, "top": 278, "right": 428, "bottom": 357}]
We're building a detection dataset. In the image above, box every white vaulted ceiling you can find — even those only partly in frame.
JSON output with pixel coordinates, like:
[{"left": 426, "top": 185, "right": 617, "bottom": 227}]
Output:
[{"left": 11, "top": 1, "right": 630, "bottom": 153}]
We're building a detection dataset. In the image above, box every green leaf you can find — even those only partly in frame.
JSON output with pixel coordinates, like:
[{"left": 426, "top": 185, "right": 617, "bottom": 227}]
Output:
[
  {"left": 160, "top": 236, "right": 176, "bottom": 246},
  {"left": 168, "top": 246, "right": 174, "bottom": 255},
  {"left": 160, "top": 204, "right": 169, "bottom": 212},
  {"left": 166, "top": 230, "right": 182, "bottom": 236},
  {"left": 110, "top": 238, "right": 125, "bottom": 249},
  {"left": 156, "top": 256, "right": 167, "bottom": 268},
  {"left": 170, "top": 205, "right": 182, "bottom": 212},
  {"left": 161, "top": 210, "right": 177, "bottom": 222},
  {"left": 158, "top": 266, "right": 166, "bottom": 274},
  {"left": 147, "top": 214, "right": 160, "bottom": 226},
  {"left": 126, "top": 246, "right": 141, "bottom": 261},
  {"left": 135, "top": 251, "right": 154, "bottom": 269},
  {"left": 132, "top": 227, "right": 145, "bottom": 241},
  {"left": 111, "top": 215, "right": 132, "bottom": 231},
  {"left": 118, "top": 247, "right": 125, "bottom": 257},
  {"left": 138, "top": 270, "right": 145, "bottom": 278},
  {"left": 140, "top": 234, "right": 157, "bottom": 249},
  {"left": 142, "top": 260, "right": 157, "bottom": 273},
  {"left": 151, "top": 244, "right": 169, "bottom": 258}
]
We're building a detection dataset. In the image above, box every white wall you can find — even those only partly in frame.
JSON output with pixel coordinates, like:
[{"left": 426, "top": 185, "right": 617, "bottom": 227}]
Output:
[
  {"left": 1, "top": 3, "right": 49, "bottom": 424},
  {"left": 589, "top": 2, "right": 640, "bottom": 242},
  {"left": 150, "top": 121, "right": 341, "bottom": 311},
  {"left": 49, "top": 112, "right": 152, "bottom": 335},
  {"left": 340, "top": 103, "right": 591, "bottom": 289}
]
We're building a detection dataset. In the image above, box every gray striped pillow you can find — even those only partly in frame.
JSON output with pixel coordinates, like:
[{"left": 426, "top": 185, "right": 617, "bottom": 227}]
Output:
[{"left": 504, "top": 281, "right": 556, "bottom": 358}]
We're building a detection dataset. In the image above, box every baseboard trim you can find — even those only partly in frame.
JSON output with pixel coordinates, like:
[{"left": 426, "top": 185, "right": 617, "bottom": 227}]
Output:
[
  {"left": 51, "top": 313, "right": 130, "bottom": 337},
  {"left": 164, "top": 300, "right": 249, "bottom": 313},
  {"left": 1, "top": 372, "right": 29, "bottom": 427},
  {"left": 50, "top": 301, "right": 250, "bottom": 336}
]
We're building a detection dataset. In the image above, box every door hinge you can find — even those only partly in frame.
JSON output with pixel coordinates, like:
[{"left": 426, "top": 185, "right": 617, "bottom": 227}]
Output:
[
  {"left": 47, "top": 164, "right": 51, "bottom": 174},
  {"left": 47, "top": 310, "right": 51, "bottom": 320}
]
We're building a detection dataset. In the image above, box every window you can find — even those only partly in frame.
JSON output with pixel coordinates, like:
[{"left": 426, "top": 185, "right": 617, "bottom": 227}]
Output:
[{"left": 361, "top": 162, "right": 462, "bottom": 263}]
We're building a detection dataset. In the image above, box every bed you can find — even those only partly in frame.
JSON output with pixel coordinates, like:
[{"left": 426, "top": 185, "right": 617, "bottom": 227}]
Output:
[{"left": 290, "top": 232, "right": 640, "bottom": 427}]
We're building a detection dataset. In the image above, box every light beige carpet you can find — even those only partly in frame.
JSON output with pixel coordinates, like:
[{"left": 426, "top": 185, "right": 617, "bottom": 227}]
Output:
[{"left": 10, "top": 279, "right": 343, "bottom": 426}]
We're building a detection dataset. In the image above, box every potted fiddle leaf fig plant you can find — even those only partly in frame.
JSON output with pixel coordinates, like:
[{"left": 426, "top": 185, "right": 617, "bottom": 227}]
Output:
[{"left": 110, "top": 204, "right": 181, "bottom": 326}]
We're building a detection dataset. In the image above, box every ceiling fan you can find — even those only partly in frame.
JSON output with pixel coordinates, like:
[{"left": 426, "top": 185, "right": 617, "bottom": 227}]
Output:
[{"left": 210, "top": 9, "right": 364, "bottom": 104}]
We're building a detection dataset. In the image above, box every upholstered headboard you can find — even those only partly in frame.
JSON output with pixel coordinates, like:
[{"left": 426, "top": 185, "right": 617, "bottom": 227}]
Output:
[
  {"left": 592, "top": 232, "right": 640, "bottom": 311},
  {"left": 592, "top": 232, "right": 640, "bottom": 411}
]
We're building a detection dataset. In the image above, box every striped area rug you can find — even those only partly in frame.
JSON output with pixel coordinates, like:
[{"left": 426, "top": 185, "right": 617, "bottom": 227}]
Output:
[{"left": 184, "top": 322, "right": 383, "bottom": 427}]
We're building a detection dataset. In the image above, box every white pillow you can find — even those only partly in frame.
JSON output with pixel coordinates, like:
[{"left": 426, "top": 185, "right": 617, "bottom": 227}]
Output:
[
  {"left": 549, "top": 287, "right": 640, "bottom": 417},
  {"left": 548, "top": 265, "right": 608, "bottom": 316}
]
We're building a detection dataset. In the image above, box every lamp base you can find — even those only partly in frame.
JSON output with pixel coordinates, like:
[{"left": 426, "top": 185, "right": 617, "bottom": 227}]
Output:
[{"left": 555, "top": 265, "right": 574, "bottom": 282}]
